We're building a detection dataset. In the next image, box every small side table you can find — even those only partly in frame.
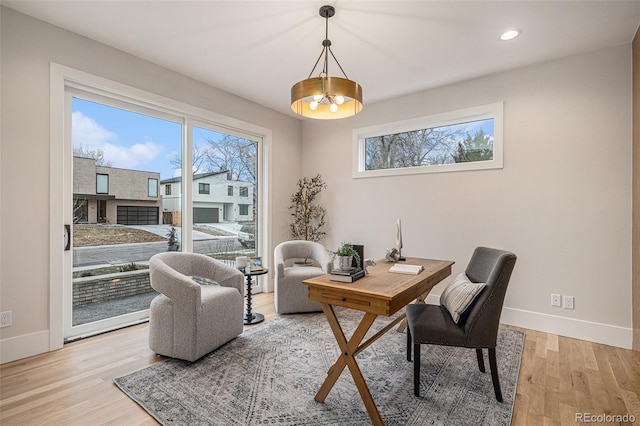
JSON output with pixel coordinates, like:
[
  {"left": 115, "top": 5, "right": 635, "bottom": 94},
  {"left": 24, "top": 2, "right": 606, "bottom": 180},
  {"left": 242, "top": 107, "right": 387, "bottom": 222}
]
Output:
[{"left": 242, "top": 268, "right": 268, "bottom": 325}]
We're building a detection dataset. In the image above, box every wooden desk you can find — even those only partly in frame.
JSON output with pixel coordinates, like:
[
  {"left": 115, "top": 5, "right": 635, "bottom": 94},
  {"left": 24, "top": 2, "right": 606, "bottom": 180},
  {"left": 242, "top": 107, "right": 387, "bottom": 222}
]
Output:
[{"left": 303, "top": 257, "right": 454, "bottom": 426}]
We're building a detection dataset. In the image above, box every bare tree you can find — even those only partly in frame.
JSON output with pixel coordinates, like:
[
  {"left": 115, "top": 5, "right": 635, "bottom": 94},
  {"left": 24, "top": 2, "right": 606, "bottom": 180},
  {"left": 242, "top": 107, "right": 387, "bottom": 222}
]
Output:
[
  {"left": 170, "top": 135, "right": 257, "bottom": 183},
  {"left": 202, "top": 135, "right": 257, "bottom": 183},
  {"left": 170, "top": 144, "right": 207, "bottom": 175},
  {"left": 365, "top": 125, "right": 468, "bottom": 170},
  {"left": 73, "top": 144, "right": 113, "bottom": 167}
]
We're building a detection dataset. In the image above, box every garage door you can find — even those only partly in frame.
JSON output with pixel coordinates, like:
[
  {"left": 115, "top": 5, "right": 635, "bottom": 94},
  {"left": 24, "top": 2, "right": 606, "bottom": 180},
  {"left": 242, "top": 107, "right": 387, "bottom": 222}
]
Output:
[
  {"left": 117, "top": 206, "right": 159, "bottom": 225},
  {"left": 193, "top": 207, "right": 219, "bottom": 223}
]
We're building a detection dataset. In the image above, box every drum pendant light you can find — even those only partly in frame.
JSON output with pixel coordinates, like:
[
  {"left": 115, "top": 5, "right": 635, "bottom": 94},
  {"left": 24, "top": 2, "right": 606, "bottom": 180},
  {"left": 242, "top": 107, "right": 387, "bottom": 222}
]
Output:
[{"left": 291, "top": 5, "right": 363, "bottom": 119}]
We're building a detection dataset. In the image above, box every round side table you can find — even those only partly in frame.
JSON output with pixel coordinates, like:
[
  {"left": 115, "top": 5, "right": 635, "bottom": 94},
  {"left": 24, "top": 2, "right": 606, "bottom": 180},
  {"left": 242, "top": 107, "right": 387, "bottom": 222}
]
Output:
[{"left": 242, "top": 268, "right": 268, "bottom": 325}]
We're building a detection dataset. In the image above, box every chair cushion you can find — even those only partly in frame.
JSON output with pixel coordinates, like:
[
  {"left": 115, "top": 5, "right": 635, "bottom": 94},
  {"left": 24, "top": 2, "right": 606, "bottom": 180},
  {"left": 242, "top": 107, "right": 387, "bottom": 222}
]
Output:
[
  {"left": 406, "top": 304, "right": 467, "bottom": 346},
  {"left": 440, "top": 273, "right": 486, "bottom": 324}
]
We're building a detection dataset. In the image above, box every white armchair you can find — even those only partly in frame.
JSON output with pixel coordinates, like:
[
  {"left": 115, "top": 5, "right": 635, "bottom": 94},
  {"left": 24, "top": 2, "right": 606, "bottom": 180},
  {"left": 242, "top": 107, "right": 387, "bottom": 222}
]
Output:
[
  {"left": 148, "top": 252, "right": 244, "bottom": 362},
  {"left": 274, "top": 240, "right": 332, "bottom": 314}
]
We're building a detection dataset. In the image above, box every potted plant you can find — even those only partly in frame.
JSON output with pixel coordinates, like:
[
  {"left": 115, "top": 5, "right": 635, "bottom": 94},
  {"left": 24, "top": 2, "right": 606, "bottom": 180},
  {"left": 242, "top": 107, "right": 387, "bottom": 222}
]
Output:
[
  {"left": 288, "top": 174, "right": 327, "bottom": 242},
  {"left": 289, "top": 174, "right": 327, "bottom": 265},
  {"left": 331, "top": 242, "right": 361, "bottom": 271}
]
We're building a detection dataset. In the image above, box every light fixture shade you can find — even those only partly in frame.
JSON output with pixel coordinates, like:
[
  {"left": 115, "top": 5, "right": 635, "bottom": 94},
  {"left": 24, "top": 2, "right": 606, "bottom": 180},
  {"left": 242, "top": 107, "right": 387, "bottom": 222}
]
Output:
[{"left": 291, "top": 76, "right": 363, "bottom": 119}]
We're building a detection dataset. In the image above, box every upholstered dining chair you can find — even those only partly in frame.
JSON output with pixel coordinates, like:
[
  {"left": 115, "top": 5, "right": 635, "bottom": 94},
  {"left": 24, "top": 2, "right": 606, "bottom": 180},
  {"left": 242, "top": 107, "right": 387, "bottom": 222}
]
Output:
[
  {"left": 274, "top": 240, "right": 332, "bottom": 314},
  {"left": 406, "top": 246, "right": 517, "bottom": 402},
  {"left": 149, "top": 252, "right": 245, "bottom": 362}
]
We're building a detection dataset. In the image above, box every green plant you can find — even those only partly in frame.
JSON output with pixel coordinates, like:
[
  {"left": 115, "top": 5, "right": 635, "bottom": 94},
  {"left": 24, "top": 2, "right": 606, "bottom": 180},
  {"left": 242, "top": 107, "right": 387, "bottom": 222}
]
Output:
[
  {"left": 118, "top": 262, "right": 139, "bottom": 272},
  {"left": 166, "top": 225, "right": 180, "bottom": 251},
  {"left": 331, "top": 242, "right": 361, "bottom": 267},
  {"left": 288, "top": 174, "right": 327, "bottom": 242}
]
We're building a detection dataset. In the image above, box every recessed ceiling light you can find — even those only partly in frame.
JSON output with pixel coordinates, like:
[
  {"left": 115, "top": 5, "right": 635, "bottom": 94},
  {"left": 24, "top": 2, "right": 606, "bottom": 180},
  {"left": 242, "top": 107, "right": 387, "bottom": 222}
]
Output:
[{"left": 500, "top": 29, "right": 521, "bottom": 41}]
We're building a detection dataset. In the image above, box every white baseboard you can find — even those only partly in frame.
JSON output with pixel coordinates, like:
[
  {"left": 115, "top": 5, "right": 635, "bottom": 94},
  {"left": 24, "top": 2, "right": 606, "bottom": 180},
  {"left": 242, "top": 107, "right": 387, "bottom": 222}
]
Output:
[
  {"left": 500, "top": 307, "right": 633, "bottom": 349},
  {"left": 1, "top": 330, "right": 51, "bottom": 364},
  {"left": 426, "top": 296, "right": 632, "bottom": 349}
]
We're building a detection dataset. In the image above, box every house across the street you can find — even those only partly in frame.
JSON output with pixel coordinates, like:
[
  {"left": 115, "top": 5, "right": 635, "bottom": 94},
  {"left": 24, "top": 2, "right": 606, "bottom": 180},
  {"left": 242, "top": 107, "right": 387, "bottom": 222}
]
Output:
[
  {"left": 73, "top": 156, "right": 161, "bottom": 225},
  {"left": 161, "top": 171, "right": 254, "bottom": 225}
]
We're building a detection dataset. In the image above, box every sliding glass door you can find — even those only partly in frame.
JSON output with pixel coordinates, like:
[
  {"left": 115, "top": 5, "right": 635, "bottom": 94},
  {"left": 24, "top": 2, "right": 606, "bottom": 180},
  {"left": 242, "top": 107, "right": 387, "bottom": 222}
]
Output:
[{"left": 64, "top": 89, "right": 264, "bottom": 341}]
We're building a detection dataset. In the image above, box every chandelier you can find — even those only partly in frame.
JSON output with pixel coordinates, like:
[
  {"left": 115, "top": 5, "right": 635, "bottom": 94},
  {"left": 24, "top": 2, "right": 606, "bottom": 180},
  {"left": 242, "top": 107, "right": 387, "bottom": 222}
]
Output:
[{"left": 290, "top": 5, "right": 363, "bottom": 119}]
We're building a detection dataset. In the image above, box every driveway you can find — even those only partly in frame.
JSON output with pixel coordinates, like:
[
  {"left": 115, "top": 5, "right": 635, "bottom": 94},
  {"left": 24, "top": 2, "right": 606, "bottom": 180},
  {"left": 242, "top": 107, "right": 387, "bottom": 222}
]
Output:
[{"left": 128, "top": 223, "right": 242, "bottom": 240}]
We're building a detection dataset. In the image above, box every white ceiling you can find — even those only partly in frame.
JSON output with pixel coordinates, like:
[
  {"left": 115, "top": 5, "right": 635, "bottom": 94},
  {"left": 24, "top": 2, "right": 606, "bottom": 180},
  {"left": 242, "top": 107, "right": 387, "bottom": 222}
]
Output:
[{"left": 3, "top": 1, "right": 640, "bottom": 119}]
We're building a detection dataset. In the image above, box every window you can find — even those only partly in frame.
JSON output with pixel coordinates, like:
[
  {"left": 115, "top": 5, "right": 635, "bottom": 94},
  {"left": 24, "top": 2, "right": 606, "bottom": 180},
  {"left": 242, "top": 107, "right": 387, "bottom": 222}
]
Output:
[
  {"left": 239, "top": 186, "right": 248, "bottom": 197},
  {"left": 148, "top": 178, "right": 158, "bottom": 197},
  {"left": 228, "top": 185, "right": 233, "bottom": 196},
  {"left": 199, "top": 182, "right": 210, "bottom": 194},
  {"left": 239, "top": 204, "right": 249, "bottom": 215},
  {"left": 96, "top": 173, "right": 109, "bottom": 194},
  {"left": 353, "top": 102, "right": 503, "bottom": 178},
  {"left": 165, "top": 184, "right": 171, "bottom": 195}
]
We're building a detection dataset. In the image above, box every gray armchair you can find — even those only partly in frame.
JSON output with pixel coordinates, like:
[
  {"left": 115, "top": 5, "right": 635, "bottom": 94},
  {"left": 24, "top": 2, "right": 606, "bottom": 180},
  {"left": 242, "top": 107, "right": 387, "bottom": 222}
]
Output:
[
  {"left": 274, "top": 240, "right": 332, "bottom": 314},
  {"left": 406, "top": 246, "right": 517, "bottom": 402},
  {"left": 149, "top": 252, "right": 245, "bottom": 362}
]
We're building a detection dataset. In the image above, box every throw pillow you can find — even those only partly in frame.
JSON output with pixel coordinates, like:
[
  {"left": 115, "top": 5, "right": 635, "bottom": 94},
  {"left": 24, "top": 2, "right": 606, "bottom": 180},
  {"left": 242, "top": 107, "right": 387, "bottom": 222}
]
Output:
[{"left": 440, "top": 273, "right": 486, "bottom": 324}]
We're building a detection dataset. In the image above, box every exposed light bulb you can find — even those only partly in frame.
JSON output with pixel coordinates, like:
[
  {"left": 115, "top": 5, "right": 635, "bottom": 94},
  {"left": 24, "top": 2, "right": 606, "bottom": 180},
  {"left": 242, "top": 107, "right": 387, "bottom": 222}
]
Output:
[
  {"left": 335, "top": 95, "right": 345, "bottom": 105},
  {"left": 310, "top": 101, "right": 319, "bottom": 110},
  {"left": 500, "top": 29, "right": 521, "bottom": 41},
  {"left": 330, "top": 103, "right": 338, "bottom": 113},
  {"left": 313, "top": 94, "right": 323, "bottom": 102}
]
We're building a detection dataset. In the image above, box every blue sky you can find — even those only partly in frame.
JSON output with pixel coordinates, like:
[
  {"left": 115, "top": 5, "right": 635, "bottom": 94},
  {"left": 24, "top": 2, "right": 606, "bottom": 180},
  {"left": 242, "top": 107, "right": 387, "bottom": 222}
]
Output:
[{"left": 72, "top": 98, "right": 182, "bottom": 180}]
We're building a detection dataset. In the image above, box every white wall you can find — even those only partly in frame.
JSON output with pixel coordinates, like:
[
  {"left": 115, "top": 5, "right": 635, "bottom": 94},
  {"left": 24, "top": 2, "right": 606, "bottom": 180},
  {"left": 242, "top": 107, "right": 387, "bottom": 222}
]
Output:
[
  {"left": 302, "top": 45, "right": 633, "bottom": 348},
  {"left": 0, "top": 7, "right": 302, "bottom": 362}
]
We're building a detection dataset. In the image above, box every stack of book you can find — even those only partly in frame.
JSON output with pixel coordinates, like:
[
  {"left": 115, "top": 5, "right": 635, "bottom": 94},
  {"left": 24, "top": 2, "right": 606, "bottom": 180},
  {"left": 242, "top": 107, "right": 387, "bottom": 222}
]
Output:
[{"left": 329, "top": 267, "right": 365, "bottom": 283}]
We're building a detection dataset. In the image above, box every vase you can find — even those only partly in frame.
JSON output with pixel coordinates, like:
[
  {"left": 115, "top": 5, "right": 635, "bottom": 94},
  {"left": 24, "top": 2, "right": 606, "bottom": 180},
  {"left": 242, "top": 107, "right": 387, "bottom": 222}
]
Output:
[{"left": 334, "top": 255, "right": 353, "bottom": 271}]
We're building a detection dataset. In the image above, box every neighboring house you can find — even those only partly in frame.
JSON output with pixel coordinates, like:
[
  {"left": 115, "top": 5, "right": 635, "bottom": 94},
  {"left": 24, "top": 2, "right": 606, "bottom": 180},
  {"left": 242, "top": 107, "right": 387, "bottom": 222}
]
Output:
[
  {"left": 160, "top": 171, "right": 254, "bottom": 224},
  {"left": 73, "top": 156, "right": 161, "bottom": 225}
]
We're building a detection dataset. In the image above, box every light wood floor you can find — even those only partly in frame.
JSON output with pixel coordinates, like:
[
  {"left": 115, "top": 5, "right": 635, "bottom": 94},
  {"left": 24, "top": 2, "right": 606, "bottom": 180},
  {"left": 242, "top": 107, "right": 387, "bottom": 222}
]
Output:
[{"left": 1, "top": 293, "right": 638, "bottom": 425}]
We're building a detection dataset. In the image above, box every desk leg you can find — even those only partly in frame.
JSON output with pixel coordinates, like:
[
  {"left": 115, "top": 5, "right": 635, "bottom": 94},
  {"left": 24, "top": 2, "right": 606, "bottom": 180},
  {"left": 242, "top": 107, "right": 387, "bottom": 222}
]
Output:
[{"left": 315, "top": 303, "right": 385, "bottom": 426}]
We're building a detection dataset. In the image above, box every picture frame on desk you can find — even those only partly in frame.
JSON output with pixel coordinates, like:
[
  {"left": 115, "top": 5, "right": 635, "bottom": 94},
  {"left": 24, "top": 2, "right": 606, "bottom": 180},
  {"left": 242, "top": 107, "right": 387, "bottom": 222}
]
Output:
[{"left": 249, "top": 256, "right": 264, "bottom": 271}]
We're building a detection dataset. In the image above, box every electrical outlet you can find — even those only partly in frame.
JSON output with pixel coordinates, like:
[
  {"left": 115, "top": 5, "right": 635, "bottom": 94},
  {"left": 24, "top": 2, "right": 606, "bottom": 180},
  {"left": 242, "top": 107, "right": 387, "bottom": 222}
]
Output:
[
  {"left": 563, "top": 296, "right": 574, "bottom": 309},
  {"left": 551, "top": 294, "right": 561, "bottom": 307},
  {"left": 1, "top": 311, "right": 11, "bottom": 328}
]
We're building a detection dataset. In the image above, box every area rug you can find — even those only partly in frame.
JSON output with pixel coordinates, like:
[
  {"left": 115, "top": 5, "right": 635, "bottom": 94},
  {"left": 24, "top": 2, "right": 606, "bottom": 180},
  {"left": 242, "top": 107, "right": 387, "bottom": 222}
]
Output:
[{"left": 114, "top": 308, "right": 524, "bottom": 425}]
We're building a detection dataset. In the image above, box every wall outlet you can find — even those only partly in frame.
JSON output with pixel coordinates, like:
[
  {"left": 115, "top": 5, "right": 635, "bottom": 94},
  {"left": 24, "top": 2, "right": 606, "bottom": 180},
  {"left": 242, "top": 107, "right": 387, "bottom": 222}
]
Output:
[
  {"left": 0, "top": 311, "right": 11, "bottom": 328},
  {"left": 551, "top": 293, "right": 562, "bottom": 307},
  {"left": 563, "top": 295, "right": 574, "bottom": 309}
]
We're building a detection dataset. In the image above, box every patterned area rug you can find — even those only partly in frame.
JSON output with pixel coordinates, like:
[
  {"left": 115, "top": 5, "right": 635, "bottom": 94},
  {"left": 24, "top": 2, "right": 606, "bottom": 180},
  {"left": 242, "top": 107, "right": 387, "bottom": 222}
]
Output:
[{"left": 114, "top": 308, "right": 524, "bottom": 425}]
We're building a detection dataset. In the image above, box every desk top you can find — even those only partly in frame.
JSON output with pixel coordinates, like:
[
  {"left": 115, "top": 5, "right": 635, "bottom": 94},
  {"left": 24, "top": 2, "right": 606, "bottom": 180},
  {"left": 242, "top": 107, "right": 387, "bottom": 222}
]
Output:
[{"left": 303, "top": 257, "right": 454, "bottom": 316}]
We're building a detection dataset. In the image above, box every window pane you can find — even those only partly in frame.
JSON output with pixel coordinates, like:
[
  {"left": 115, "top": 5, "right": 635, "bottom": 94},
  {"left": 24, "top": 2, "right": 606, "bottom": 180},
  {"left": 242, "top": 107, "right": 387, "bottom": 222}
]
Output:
[
  {"left": 96, "top": 174, "right": 108, "bottom": 194},
  {"left": 198, "top": 182, "right": 210, "bottom": 194},
  {"left": 148, "top": 178, "right": 158, "bottom": 197},
  {"left": 365, "top": 118, "right": 494, "bottom": 171},
  {"left": 72, "top": 97, "right": 182, "bottom": 332},
  {"left": 165, "top": 184, "right": 171, "bottom": 195},
  {"left": 191, "top": 126, "right": 258, "bottom": 263}
]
